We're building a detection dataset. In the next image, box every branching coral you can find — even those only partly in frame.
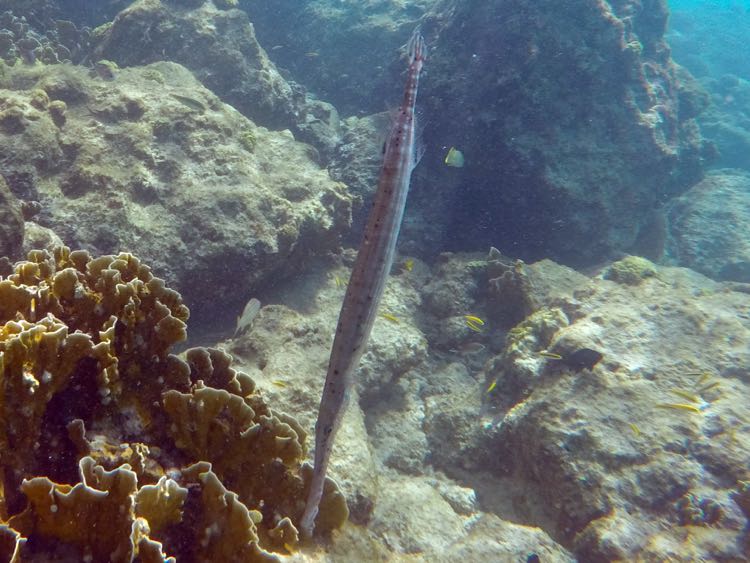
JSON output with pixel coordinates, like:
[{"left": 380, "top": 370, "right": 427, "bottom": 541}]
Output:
[{"left": 0, "top": 247, "right": 347, "bottom": 560}]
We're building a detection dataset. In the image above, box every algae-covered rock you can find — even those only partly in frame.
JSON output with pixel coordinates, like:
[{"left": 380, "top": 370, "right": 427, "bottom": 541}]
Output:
[
  {"left": 483, "top": 264, "right": 750, "bottom": 561},
  {"left": 605, "top": 255, "right": 659, "bottom": 285},
  {"left": 0, "top": 61, "right": 351, "bottom": 324},
  {"left": 665, "top": 171, "right": 750, "bottom": 283},
  {"left": 93, "top": 0, "right": 343, "bottom": 159},
  {"left": 0, "top": 175, "right": 23, "bottom": 260},
  {"left": 94, "top": 0, "right": 293, "bottom": 130}
]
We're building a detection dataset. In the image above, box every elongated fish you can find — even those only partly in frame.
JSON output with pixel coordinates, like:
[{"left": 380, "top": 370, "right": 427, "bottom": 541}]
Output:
[{"left": 300, "top": 28, "right": 426, "bottom": 537}]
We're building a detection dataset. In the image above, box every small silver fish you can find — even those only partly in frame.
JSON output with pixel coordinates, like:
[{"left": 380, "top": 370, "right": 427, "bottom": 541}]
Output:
[{"left": 234, "top": 298, "right": 260, "bottom": 336}]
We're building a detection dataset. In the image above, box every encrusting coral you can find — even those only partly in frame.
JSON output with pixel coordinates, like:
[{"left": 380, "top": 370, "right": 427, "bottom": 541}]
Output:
[{"left": 0, "top": 247, "right": 347, "bottom": 561}]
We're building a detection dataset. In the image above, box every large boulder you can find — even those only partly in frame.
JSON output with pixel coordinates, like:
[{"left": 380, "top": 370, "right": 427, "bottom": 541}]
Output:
[
  {"left": 665, "top": 170, "right": 750, "bottom": 282},
  {"left": 93, "top": 0, "right": 342, "bottom": 160},
  {"left": 413, "top": 0, "right": 708, "bottom": 264},
  {"left": 94, "top": 0, "right": 295, "bottom": 130},
  {"left": 271, "top": 0, "right": 710, "bottom": 264},
  {"left": 0, "top": 61, "right": 351, "bottom": 323}
]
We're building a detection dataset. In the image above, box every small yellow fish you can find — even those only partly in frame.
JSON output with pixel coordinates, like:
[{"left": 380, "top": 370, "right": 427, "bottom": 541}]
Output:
[
  {"left": 728, "top": 427, "right": 739, "bottom": 444},
  {"left": 698, "top": 381, "right": 721, "bottom": 393},
  {"left": 334, "top": 275, "right": 346, "bottom": 288},
  {"left": 696, "top": 372, "right": 712, "bottom": 385},
  {"left": 404, "top": 258, "right": 414, "bottom": 272},
  {"left": 444, "top": 146, "right": 465, "bottom": 167},
  {"left": 380, "top": 313, "right": 399, "bottom": 323},
  {"left": 486, "top": 380, "right": 497, "bottom": 393},
  {"left": 629, "top": 422, "right": 641, "bottom": 436},
  {"left": 670, "top": 389, "right": 701, "bottom": 403},
  {"left": 656, "top": 402, "right": 702, "bottom": 414},
  {"left": 464, "top": 315, "right": 484, "bottom": 332},
  {"left": 271, "top": 380, "right": 288, "bottom": 388},
  {"left": 539, "top": 351, "right": 563, "bottom": 360}
]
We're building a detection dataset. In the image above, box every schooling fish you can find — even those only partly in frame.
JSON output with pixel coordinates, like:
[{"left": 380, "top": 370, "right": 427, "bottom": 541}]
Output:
[{"left": 300, "top": 28, "right": 426, "bottom": 537}]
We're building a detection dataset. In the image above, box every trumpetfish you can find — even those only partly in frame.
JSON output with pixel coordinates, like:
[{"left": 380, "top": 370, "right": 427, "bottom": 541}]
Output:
[{"left": 300, "top": 28, "right": 426, "bottom": 537}]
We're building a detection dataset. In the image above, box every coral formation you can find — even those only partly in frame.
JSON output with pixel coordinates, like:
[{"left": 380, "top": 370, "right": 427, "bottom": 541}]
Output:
[
  {"left": 0, "top": 10, "right": 91, "bottom": 65},
  {"left": 0, "top": 248, "right": 346, "bottom": 560}
]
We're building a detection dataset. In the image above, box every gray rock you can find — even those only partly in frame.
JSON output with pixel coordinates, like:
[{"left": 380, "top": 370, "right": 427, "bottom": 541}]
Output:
[
  {"left": 665, "top": 170, "right": 750, "bottom": 282},
  {"left": 94, "top": 0, "right": 341, "bottom": 161},
  {"left": 0, "top": 62, "right": 351, "bottom": 323},
  {"left": 0, "top": 175, "right": 24, "bottom": 260}
]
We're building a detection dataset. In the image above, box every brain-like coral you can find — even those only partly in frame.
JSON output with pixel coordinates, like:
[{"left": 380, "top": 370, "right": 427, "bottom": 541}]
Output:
[
  {"left": 0, "top": 10, "right": 92, "bottom": 65},
  {"left": 0, "top": 247, "right": 347, "bottom": 560}
]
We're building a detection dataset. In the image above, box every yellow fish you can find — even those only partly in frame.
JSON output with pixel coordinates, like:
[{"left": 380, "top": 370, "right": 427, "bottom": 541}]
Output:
[
  {"left": 271, "top": 380, "right": 288, "bottom": 388},
  {"left": 444, "top": 146, "right": 465, "bottom": 167},
  {"left": 380, "top": 312, "right": 399, "bottom": 323},
  {"left": 670, "top": 389, "right": 700, "bottom": 403},
  {"left": 656, "top": 402, "right": 702, "bottom": 414},
  {"left": 539, "top": 351, "right": 562, "bottom": 360},
  {"left": 698, "top": 381, "right": 721, "bottom": 393},
  {"left": 404, "top": 258, "right": 414, "bottom": 272},
  {"left": 334, "top": 275, "right": 346, "bottom": 288},
  {"left": 486, "top": 380, "right": 497, "bottom": 393},
  {"left": 464, "top": 315, "right": 484, "bottom": 332}
]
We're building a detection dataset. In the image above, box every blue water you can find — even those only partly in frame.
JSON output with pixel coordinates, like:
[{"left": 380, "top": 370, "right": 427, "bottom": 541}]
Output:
[
  {"left": 670, "top": 0, "right": 748, "bottom": 7},
  {"left": 667, "top": 0, "right": 750, "bottom": 170},
  {"left": 669, "top": 0, "right": 750, "bottom": 78}
]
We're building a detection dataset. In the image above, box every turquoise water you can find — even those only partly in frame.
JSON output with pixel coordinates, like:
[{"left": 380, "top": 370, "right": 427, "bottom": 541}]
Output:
[{"left": 670, "top": 0, "right": 749, "bottom": 7}]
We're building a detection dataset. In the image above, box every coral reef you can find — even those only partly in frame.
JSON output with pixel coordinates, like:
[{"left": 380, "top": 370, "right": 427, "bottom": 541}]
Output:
[
  {"left": 0, "top": 248, "right": 346, "bottom": 560},
  {"left": 479, "top": 258, "right": 750, "bottom": 560},
  {"left": 225, "top": 253, "right": 575, "bottom": 560},
  {"left": 246, "top": 0, "right": 710, "bottom": 264},
  {"left": 93, "top": 0, "right": 294, "bottom": 129},
  {"left": 0, "top": 10, "right": 92, "bottom": 65},
  {"left": 228, "top": 247, "right": 750, "bottom": 560}
]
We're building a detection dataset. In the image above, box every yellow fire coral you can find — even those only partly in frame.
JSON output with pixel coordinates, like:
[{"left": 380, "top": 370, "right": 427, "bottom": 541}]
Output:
[{"left": 0, "top": 248, "right": 347, "bottom": 560}]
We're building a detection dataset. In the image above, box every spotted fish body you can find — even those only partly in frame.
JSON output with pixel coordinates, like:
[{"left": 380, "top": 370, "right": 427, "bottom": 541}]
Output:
[{"left": 300, "top": 29, "right": 426, "bottom": 537}]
